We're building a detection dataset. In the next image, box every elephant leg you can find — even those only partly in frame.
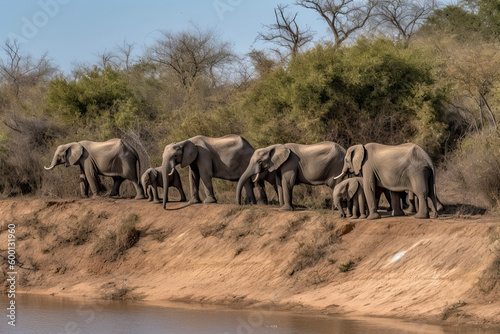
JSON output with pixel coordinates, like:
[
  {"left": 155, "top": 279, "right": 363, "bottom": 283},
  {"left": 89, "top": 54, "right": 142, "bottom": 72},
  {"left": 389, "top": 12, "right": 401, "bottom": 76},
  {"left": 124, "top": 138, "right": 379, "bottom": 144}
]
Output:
[
  {"left": 152, "top": 185, "right": 161, "bottom": 204},
  {"left": 408, "top": 191, "right": 417, "bottom": 213},
  {"left": 413, "top": 180, "right": 430, "bottom": 219},
  {"left": 351, "top": 197, "right": 359, "bottom": 219},
  {"left": 364, "top": 175, "right": 381, "bottom": 220},
  {"left": 188, "top": 166, "right": 202, "bottom": 204},
  {"left": 346, "top": 198, "right": 353, "bottom": 217},
  {"left": 243, "top": 179, "right": 257, "bottom": 205},
  {"left": 172, "top": 174, "right": 187, "bottom": 202},
  {"left": 199, "top": 169, "right": 217, "bottom": 204},
  {"left": 147, "top": 185, "right": 154, "bottom": 202},
  {"left": 279, "top": 170, "right": 296, "bottom": 211},
  {"left": 276, "top": 173, "right": 284, "bottom": 207},
  {"left": 390, "top": 191, "right": 405, "bottom": 216},
  {"left": 358, "top": 191, "right": 367, "bottom": 219},
  {"left": 84, "top": 164, "right": 100, "bottom": 198},
  {"left": 256, "top": 180, "right": 268, "bottom": 205},
  {"left": 79, "top": 174, "right": 89, "bottom": 197},
  {"left": 133, "top": 181, "right": 146, "bottom": 200},
  {"left": 384, "top": 189, "right": 393, "bottom": 212},
  {"left": 110, "top": 177, "right": 125, "bottom": 197}
]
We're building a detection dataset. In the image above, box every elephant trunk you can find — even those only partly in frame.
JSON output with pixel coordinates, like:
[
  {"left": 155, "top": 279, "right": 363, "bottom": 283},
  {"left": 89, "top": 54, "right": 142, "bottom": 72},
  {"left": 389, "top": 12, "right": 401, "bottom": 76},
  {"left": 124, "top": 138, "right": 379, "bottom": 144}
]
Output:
[
  {"left": 44, "top": 151, "right": 60, "bottom": 170},
  {"left": 236, "top": 165, "right": 258, "bottom": 205},
  {"left": 162, "top": 158, "right": 177, "bottom": 208},
  {"left": 334, "top": 193, "right": 345, "bottom": 217}
]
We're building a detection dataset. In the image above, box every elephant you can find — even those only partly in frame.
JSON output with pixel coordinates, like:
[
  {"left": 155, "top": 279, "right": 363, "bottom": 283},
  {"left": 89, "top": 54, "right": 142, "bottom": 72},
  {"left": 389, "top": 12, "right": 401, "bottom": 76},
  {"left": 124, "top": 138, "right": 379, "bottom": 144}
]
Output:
[
  {"left": 44, "top": 138, "right": 145, "bottom": 199},
  {"left": 161, "top": 135, "right": 275, "bottom": 208},
  {"left": 333, "top": 177, "right": 367, "bottom": 219},
  {"left": 236, "top": 142, "right": 346, "bottom": 211},
  {"left": 141, "top": 167, "right": 186, "bottom": 204},
  {"left": 335, "top": 143, "right": 438, "bottom": 219}
]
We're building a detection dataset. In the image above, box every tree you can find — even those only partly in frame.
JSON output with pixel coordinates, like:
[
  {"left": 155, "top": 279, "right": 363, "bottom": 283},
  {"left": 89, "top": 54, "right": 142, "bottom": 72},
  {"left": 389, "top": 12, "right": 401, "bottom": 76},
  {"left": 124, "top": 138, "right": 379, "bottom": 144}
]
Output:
[
  {"left": 296, "top": 0, "right": 378, "bottom": 48},
  {"left": 0, "top": 39, "right": 57, "bottom": 96},
  {"left": 419, "top": 4, "right": 483, "bottom": 39},
  {"left": 374, "top": 0, "right": 437, "bottom": 42},
  {"left": 147, "top": 27, "right": 234, "bottom": 88},
  {"left": 257, "top": 4, "right": 314, "bottom": 59}
]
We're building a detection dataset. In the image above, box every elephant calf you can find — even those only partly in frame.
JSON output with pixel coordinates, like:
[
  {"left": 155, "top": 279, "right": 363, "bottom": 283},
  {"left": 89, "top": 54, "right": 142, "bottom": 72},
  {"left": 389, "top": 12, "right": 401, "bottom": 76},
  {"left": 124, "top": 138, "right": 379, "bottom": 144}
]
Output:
[
  {"left": 334, "top": 177, "right": 368, "bottom": 219},
  {"left": 141, "top": 167, "right": 186, "bottom": 204}
]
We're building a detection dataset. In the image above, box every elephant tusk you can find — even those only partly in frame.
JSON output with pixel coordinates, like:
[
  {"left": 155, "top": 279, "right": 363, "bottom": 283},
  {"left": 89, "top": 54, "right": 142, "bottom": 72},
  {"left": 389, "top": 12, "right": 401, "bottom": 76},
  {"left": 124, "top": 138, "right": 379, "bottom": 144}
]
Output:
[
  {"left": 334, "top": 172, "right": 345, "bottom": 180},
  {"left": 252, "top": 173, "right": 260, "bottom": 183},
  {"left": 44, "top": 165, "right": 55, "bottom": 170},
  {"left": 168, "top": 168, "right": 176, "bottom": 176}
]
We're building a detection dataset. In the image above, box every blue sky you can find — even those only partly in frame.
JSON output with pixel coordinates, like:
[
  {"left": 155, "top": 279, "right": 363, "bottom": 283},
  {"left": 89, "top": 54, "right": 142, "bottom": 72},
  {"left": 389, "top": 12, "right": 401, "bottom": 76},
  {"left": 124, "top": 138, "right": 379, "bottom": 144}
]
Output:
[
  {"left": 0, "top": 0, "right": 329, "bottom": 73},
  {"left": 1, "top": 0, "right": 457, "bottom": 74}
]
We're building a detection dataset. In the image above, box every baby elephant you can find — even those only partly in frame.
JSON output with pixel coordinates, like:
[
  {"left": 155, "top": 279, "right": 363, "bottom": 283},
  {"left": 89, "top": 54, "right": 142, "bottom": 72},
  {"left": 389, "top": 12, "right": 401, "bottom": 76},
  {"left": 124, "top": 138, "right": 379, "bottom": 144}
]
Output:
[
  {"left": 333, "top": 177, "right": 367, "bottom": 219},
  {"left": 141, "top": 167, "right": 186, "bottom": 204}
]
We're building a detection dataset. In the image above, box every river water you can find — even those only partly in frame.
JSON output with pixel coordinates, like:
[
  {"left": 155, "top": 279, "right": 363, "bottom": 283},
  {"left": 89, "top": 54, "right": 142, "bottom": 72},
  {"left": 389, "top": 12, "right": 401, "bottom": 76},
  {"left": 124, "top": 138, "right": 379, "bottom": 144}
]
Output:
[{"left": 0, "top": 294, "right": 496, "bottom": 334}]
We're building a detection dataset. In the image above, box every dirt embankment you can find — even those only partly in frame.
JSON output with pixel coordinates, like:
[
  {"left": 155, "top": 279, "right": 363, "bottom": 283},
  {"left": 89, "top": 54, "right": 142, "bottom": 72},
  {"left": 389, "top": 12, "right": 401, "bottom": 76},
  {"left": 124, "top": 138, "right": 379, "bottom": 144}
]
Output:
[{"left": 1, "top": 198, "right": 499, "bottom": 327}]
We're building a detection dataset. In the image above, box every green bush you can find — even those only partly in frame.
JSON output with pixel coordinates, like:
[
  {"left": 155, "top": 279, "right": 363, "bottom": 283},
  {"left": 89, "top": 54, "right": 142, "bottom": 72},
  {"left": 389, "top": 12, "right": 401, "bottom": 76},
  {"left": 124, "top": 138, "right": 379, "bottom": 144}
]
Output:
[{"left": 238, "top": 38, "right": 447, "bottom": 152}]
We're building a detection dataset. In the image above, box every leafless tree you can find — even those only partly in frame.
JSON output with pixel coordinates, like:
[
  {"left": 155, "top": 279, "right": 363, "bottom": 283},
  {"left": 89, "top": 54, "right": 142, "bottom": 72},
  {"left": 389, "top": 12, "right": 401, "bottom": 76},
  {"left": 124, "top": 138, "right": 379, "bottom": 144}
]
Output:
[
  {"left": 115, "top": 40, "right": 135, "bottom": 75},
  {"left": 257, "top": 4, "right": 314, "bottom": 59},
  {"left": 296, "top": 0, "right": 378, "bottom": 48},
  {"left": 0, "top": 39, "right": 57, "bottom": 96},
  {"left": 147, "top": 27, "right": 235, "bottom": 88},
  {"left": 373, "top": 0, "right": 438, "bottom": 42},
  {"left": 95, "top": 49, "right": 118, "bottom": 69}
]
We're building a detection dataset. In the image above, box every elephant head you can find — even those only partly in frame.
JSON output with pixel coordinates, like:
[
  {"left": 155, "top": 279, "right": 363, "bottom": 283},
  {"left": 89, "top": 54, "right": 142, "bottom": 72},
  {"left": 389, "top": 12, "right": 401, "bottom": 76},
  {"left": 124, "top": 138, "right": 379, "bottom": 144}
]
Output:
[
  {"left": 333, "top": 179, "right": 359, "bottom": 217},
  {"left": 162, "top": 140, "right": 197, "bottom": 208},
  {"left": 236, "top": 144, "right": 290, "bottom": 205},
  {"left": 44, "top": 143, "right": 84, "bottom": 170},
  {"left": 335, "top": 144, "right": 365, "bottom": 180}
]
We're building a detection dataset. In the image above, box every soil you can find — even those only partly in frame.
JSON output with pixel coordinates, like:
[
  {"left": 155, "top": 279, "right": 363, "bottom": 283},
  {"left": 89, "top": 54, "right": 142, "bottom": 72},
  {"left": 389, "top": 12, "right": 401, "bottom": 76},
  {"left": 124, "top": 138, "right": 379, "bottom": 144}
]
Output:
[{"left": 1, "top": 198, "right": 499, "bottom": 328}]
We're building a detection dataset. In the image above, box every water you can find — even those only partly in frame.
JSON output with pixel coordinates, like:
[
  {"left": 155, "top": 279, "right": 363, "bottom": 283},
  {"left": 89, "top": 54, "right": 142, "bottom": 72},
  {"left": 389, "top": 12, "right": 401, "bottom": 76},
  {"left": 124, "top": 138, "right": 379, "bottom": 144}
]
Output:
[{"left": 0, "top": 294, "right": 495, "bottom": 334}]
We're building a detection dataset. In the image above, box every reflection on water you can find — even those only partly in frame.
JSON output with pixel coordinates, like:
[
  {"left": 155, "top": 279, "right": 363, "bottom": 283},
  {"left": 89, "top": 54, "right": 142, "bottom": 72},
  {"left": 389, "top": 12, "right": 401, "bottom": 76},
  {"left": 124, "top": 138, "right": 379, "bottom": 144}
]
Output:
[{"left": 0, "top": 294, "right": 496, "bottom": 334}]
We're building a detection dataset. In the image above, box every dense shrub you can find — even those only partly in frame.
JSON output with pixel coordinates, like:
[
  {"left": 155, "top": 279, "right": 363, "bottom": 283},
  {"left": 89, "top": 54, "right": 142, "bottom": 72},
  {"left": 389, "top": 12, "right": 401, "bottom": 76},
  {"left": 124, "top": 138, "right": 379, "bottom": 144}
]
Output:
[{"left": 238, "top": 39, "right": 447, "bottom": 154}]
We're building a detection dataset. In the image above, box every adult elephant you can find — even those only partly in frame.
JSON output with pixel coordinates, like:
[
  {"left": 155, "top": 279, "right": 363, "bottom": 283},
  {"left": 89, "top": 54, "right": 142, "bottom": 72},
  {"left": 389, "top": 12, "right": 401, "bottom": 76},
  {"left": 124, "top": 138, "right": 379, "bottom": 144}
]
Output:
[
  {"left": 335, "top": 143, "right": 438, "bottom": 219},
  {"left": 236, "top": 142, "right": 346, "bottom": 211},
  {"left": 44, "top": 138, "right": 145, "bottom": 199},
  {"left": 161, "top": 135, "right": 274, "bottom": 208}
]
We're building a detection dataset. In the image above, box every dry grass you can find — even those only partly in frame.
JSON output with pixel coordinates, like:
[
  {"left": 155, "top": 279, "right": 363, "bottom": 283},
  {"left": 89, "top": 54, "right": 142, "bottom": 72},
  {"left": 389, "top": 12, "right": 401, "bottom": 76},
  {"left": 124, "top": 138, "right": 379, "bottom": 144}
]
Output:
[
  {"left": 439, "top": 132, "right": 500, "bottom": 212},
  {"left": 94, "top": 213, "right": 141, "bottom": 262}
]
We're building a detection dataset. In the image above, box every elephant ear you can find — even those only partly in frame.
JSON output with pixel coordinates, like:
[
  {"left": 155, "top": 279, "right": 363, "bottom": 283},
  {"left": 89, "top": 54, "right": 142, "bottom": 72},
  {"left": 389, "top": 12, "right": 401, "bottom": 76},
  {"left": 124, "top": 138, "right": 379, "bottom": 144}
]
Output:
[
  {"left": 347, "top": 180, "right": 359, "bottom": 200},
  {"left": 66, "top": 143, "right": 83, "bottom": 166},
  {"left": 269, "top": 145, "right": 290, "bottom": 172},
  {"left": 181, "top": 140, "right": 198, "bottom": 168},
  {"left": 351, "top": 145, "right": 365, "bottom": 176}
]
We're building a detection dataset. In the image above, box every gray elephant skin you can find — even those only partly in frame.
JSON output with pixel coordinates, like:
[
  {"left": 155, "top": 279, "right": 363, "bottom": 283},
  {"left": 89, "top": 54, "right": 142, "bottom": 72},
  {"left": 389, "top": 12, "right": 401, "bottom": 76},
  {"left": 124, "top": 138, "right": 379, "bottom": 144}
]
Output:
[
  {"left": 237, "top": 142, "right": 346, "bottom": 211},
  {"left": 141, "top": 167, "right": 186, "bottom": 203},
  {"left": 336, "top": 143, "right": 438, "bottom": 219},
  {"left": 45, "top": 138, "right": 145, "bottom": 199},
  {"left": 333, "top": 177, "right": 368, "bottom": 219},
  {"left": 161, "top": 134, "right": 274, "bottom": 208}
]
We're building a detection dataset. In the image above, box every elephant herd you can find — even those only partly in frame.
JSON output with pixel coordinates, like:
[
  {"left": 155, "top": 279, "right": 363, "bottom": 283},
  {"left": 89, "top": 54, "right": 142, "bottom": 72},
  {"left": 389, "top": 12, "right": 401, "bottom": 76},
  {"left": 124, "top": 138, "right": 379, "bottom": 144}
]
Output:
[{"left": 45, "top": 135, "right": 440, "bottom": 219}]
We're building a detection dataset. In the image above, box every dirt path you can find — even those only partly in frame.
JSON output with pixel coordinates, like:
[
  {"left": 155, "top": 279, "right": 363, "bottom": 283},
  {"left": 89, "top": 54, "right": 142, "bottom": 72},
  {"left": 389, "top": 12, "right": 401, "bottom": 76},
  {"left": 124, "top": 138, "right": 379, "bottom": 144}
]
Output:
[{"left": 1, "top": 198, "right": 499, "bottom": 328}]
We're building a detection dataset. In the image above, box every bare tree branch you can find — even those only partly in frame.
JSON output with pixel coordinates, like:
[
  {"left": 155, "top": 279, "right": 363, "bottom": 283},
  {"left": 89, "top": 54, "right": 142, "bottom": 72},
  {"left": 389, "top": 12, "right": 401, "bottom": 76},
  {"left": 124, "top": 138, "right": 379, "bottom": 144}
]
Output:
[
  {"left": 373, "top": 0, "right": 437, "bottom": 42},
  {"left": 257, "top": 4, "right": 314, "bottom": 59},
  {"left": 0, "top": 39, "right": 57, "bottom": 96},
  {"left": 297, "top": 0, "right": 378, "bottom": 47}
]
